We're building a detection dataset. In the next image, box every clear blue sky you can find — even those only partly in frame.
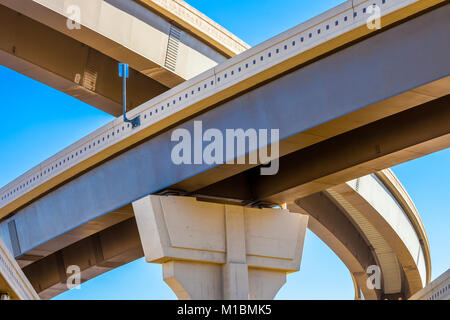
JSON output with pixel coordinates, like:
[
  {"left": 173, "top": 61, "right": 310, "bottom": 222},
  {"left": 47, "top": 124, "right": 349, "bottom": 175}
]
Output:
[{"left": 0, "top": 0, "right": 448, "bottom": 300}]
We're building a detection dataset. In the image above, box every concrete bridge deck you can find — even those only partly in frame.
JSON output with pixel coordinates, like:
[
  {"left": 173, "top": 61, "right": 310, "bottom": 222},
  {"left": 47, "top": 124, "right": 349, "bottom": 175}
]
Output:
[{"left": 0, "top": 0, "right": 249, "bottom": 115}]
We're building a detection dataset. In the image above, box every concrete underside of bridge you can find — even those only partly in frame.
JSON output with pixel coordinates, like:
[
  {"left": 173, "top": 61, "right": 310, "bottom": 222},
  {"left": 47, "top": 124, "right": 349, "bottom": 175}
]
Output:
[
  {"left": 0, "top": 237, "right": 39, "bottom": 300},
  {"left": 0, "top": 2, "right": 448, "bottom": 299},
  {"left": 292, "top": 171, "right": 427, "bottom": 300},
  {"left": 19, "top": 170, "right": 427, "bottom": 300},
  {"left": 0, "top": 0, "right": 230, "bottom": 115}
]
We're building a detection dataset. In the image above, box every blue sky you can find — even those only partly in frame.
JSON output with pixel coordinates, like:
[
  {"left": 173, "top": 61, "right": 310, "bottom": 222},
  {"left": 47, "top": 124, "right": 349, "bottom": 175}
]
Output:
[{"left": 0, "top": 0, "right": 448, "bottom": 300}]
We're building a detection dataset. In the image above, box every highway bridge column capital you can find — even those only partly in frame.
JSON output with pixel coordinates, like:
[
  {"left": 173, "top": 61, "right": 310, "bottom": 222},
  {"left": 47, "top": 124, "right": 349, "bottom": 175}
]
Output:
[{"left": 132, "top": 196, "right": 308, "bottom": 300}]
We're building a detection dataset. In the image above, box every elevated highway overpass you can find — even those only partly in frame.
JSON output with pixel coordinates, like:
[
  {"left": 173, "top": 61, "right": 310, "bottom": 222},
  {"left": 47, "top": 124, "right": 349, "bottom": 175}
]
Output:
[
  {"left": 0, "top": 0, "right": 448, "bottom": 299},
  {"left": 0, "top": 0, "right": 248, "bottom": 115},
  {"left": 292, "top": 169, "right": 430, "bottom": 299},
  {"left": 8, "top": 168, "right": 430, "bottom": 300}
]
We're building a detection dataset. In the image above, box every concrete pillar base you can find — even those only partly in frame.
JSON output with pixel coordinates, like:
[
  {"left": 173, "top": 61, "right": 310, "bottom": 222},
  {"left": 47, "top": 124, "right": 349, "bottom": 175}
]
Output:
[
  {"left": 248, "top": 268, "right": 286, "bottom": 300},
  {"left": 163, "top": 261, "right": 223, "bottom": 300},
  {"left": 133, "top": 196, "right": 308, "bottom": 300},
  {"left": 223, "top": 262, "right": 249, "bottom": 299}
]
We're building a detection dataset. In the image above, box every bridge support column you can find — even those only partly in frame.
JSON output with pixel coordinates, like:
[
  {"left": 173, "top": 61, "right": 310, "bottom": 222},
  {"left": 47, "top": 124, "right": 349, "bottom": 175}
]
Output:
[{"left": 132, "top": 196, "right": 308, "bottom": 300}]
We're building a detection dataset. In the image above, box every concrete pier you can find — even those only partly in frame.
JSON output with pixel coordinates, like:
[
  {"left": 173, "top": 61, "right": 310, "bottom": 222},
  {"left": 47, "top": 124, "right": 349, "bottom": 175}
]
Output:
[{"left": 132, "top": 196, "right": 308, "bottom": 299}]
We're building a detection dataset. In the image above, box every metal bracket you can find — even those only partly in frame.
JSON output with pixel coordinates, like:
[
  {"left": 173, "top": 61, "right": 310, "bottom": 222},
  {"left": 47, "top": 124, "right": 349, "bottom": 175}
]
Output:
[
  {"left": 119, "top": 63, "right": 140, "bottom": 128},
  {"left": 155, "top": 189, "right": 191, "bottom": 197},
  {"left": 246, "top": 200, "right": 279, "bottom": 209}
]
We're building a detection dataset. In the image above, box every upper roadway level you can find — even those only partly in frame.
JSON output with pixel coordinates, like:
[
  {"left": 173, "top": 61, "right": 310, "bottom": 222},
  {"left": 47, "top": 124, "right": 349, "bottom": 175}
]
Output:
[
  {"left": 1, "top": 0, "right": 448, "bottom": 218},
  {"left": 0, "top": 0, "right": 249, "bottom": 115},
  {"left": 0, "top": 0, "right": 448, "bottom": 299}
]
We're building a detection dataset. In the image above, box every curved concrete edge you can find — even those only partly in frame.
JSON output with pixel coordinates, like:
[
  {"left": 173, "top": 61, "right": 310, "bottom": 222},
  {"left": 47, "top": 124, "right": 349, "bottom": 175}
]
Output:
[
  {"left": 0, "top": 237, "right": 39, "bottom": 300},
  {"left": 351, "top": 272, "right": 363, "bottom": 300},
  {"left": 330, "top": 172, "right": 428, "bottom": 297},
  {"left": 292, "top": 169, "right": 429, "bottom": 299},
  {"left": 288, "top": 198, "right": 379, "bottom": 300},
  {"left": 375, "top": 169, "right": 431, "bottom": 285},
  {"left": 326, "top": 187, "right": 404, "bottom": 295}
]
